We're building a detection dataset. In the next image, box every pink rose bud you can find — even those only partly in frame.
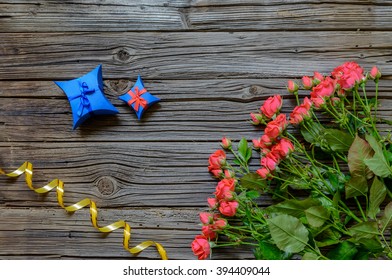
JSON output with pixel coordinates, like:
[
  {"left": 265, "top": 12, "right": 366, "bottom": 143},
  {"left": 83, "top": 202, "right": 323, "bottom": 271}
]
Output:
[
  {"left": 256, "top": 167, "right": 270, "bottom": 179},
  {"left": 302, "top": 76, "right": 313, "bottom": 90},
  {"left": 213, "top": 218, "right": 227, "bottom": 230},
  {"left": 201, "top": 225, "right": 217, "bottom": 240},
  {"left": 287, "top": 80, "right": 299, "bottom": 93},
  {"left": 369, "top": 66, "right": 381, "bottom": 80},
  {"left": 250, "top": 112, "right": 263, "bottom": 125},
  {"left": 224, "top": 169, "right": 235, "bottom": 179},
  {"left": 207, "top": 197, "right": 218, "bottom": 209},
  {"left": 221, "top": 137, "right": 232, "bottom": 149},
  {"left": 199, "top": 212, "right": 214, "bottom": 224},
  {"left": 313, "top": 72, "right": 324, "bottom": 85}
]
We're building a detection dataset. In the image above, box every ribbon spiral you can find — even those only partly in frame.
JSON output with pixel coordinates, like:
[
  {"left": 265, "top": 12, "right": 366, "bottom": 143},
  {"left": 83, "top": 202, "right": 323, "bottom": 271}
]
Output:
[{"left": 0, "top": 162, "right": 168, "bottom": 260}]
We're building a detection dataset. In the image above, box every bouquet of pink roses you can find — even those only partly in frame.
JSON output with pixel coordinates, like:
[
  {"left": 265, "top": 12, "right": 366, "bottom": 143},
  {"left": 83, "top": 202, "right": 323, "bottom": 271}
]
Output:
[{"left": 192, "top": 62, "right": 392, "bottom": 260}]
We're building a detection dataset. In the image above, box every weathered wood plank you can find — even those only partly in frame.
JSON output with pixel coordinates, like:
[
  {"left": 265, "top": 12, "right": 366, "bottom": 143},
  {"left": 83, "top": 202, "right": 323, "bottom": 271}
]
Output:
[
  {"left": 0, "top": 32, "right": 391, "bottom": 80},
  {"left": 1, "top": 80, "right": 391, "bottom": 142},
  {"left": 0, "top": 142, "right": 278, "bottom": 207},
  {"left": 0, "top": 207, "right": 253, "bottom": 259},
  {"left": 0, "top": 1, "right": 391, "bottom": 32}
]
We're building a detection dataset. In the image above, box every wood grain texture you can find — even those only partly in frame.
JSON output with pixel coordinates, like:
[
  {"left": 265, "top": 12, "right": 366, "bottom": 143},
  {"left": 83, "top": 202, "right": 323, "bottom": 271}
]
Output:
[
  {"left": 0, "top": 207, "right": 254, "bottom": 259},
  {"left": 0, "top": 32, "right": 391, "bottom": 80},
  {"left": 1, "top": 1, "right": 391, "bottom": 260},
  {"left": 1, "top": 1, "right": 391, "bottom": 32}
]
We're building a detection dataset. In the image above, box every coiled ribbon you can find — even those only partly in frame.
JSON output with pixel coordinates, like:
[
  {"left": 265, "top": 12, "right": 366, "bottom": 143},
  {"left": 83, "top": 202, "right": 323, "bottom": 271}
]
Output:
[{"left": 0, "top": 162, "right": 168, "bottom": 260}]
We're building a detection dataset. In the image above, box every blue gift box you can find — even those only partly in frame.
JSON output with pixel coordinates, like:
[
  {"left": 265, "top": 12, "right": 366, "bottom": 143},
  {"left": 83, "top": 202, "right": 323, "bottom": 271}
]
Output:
[
  {"left": 119, "top": 75, "right": 160, "bottom": 120},
  {"left": 54, "top": 65, "right": 119, "bottom": 129}
]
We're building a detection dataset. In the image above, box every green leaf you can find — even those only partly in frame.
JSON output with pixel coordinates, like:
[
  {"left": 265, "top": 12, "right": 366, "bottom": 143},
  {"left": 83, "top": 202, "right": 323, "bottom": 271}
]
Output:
[
  {"left": 282, "top": 176, "right": 310, "bottom": 190},
  {"left": 246, "top": 190, "right": 260, "bottom": 200},
  {"left": 254, "top": 241, "right": 287, "bottom": 260},
  {"left": 356, "top": 238, "right": 384, "bottom": 253},
  {"left": 267, "top": 214, "right": 309, "bottom": 254},
  {"left": 267, "top": 198, "right": 320, "bottom": 218},
  {"left": 300, "top": 122, "right": 324, "bottom": 145},
  {"left": 327, "top": 241, "right": 358, "bottom": 260},
  {"left": 348, "top": 134, "right": 374, "bottom": 179},
  {"left": 240, "top": 172, "right": 266, "bottom": 190},
  {"left": 238, "top": 137, "right": 250, "bottom": 163},
  {"left": 324, "top": 129, "right": 354, "bottom": 152},
  {"left": 302, "top": 252, "right": 320, "bottom": 260},
  {"left": 345, "top": 174, "right": 368, "bottom": 198},
  {"left": 313, "top": 226, "right": 341, "bottom": 247},
  {"left": 348, "top": 221, "right": 379, "bottom": 240},
  {"left": 368, "top": 177, "right": 387, "bottom": 219},
  {"left": 364, "top": 134, "right": 392, "bottom": 178},
  {"left": 380, "top": 202, "right": 392, "bottom": 231},
  {"left": 305, "top": 206, "right": 330, "bottom": 228},
  {"left": 354, "top": 250, "right": 369, "bottom": 260}
]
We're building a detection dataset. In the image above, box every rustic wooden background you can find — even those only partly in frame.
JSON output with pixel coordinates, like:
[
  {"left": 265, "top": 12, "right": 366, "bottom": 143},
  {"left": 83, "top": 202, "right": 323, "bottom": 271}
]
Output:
[{"left": 0, "top": 0, "right": 391, "bottom": 260}]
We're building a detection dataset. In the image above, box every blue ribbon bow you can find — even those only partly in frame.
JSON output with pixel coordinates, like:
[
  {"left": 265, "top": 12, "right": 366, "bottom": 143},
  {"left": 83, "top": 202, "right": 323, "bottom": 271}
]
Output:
[{"left": 73, "top": 81, "right": 95, "bottom": 117}]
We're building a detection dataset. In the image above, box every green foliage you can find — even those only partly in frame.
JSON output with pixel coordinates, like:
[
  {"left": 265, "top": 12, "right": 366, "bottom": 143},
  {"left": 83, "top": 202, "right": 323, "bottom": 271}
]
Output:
[
  {"left": 327, "top": 241, "right": 358, "bottom": 260},
  {"left": 345, "top": 174, "right": 368, "bottom": 199},
  {"left": 267, "top": 214, "right": 309, "bottom": 254},
  {"left": 368, "top": 177, "right": 387, "bottom": 219},
  {"left": 347, "top": 134, "right": 374, "bottom": 179},
  {"left": 305, "top": 206, "right": 330, "bottom": 228},
  {"left": 254, "top": 241, "right": 289, "bottom": 260},
  {"left": 324, "top": 129, "right": 354, "bottom": 152},
  {"left": 266, "top": 198, "right": 320, "bottom": 218},
  {"left": 240, "top": 172, "right": 266, "bottom": 190},
  {"left": 364, "top": 134, "right": 392, "bottom": 178},
  {"left": 200, "top": 63, "right": 392, "bottom": 260},
  {"left": 237, "top": 137, "right": 252, "bottom": 164}
]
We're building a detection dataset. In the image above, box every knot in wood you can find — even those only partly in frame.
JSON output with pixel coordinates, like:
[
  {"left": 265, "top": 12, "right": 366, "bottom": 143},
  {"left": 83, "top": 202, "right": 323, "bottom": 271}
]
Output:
[
  {"left": 249, "top": 85, "right": 263, "bottom": 95},
  {"left": 96, "top": 176, "right": 116, "bottom": 196},
  {"left": 113, "top": 47, "right": 135, "bottom": 64}
]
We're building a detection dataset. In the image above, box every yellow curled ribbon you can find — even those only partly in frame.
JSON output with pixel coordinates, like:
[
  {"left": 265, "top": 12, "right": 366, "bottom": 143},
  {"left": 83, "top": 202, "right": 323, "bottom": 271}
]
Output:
[{"left": 0, "top": 162, "right": 168, "bottom": 260}]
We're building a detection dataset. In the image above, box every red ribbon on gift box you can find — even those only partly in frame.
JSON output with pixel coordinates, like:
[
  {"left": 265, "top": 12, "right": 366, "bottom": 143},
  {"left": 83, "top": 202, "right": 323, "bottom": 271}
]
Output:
[{"left": 127, "top": 87, "right": 147, "bottom": 111}]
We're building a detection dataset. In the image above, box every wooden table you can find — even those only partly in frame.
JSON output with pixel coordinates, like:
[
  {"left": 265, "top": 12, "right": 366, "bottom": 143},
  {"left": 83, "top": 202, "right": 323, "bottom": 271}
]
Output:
[{"left": 0, "top": 1, "right": 391, "bottom": 260}]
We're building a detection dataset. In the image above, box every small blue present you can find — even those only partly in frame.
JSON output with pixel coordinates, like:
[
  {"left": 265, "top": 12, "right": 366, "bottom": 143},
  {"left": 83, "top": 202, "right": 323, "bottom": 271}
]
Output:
[
  {"left": 54, "top": 65, "right": 119, "bottom": 129},
  {"left": 119, "top": 75, "right": 160, "bottom": 120}
]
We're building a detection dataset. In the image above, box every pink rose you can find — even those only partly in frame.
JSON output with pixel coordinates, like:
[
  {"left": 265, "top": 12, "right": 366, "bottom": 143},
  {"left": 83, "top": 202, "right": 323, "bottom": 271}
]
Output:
[
  {"left": 256, "top": 167, "right": 270, "bottom": 179},
  {"left": 212, "top": 218, "right": 227, "bottom": 230},
  {"left": 214, "top": 178, "right": 235, "bottom": 201},
  {"left": 208, "top": 150, "right": 226, "bottom": 177},
  {"left": 252, "top": 136, "right": 271, "bottom": 150},
  {"left": 311, "top": 76, "right": 335, "bottom": 99},
  {"left": 289, "top": 97, "right": 312, "bottom": 124},
  {"left": 207, "top": 197, "right": 218, "bottom": 209},
  {"left": 224, "top": 169, "right": 235, "bottom": 179},
  {"left": 313, "top": 72, "right": 324, "bottom": 84},
  {"left": 369, "top": 66, "right": 381, "bottom": 80},
  {"left": 310, "top": 96, "right": 325, "bottom": 109},
  {"left": 191, "top": 235, "right": 211, "bottom": 260},
  {"left": 250, "top": 112, "right": 263, "bottom": 125},
  {"left": 272, "top": 138, "right": 294, "bottom": 159},
  {"left": 202, "top": 225, "right": 217, "bottom": 240},
  {"left": 264, "top": 114, "right": 288, "bottom": 140},
  {"left": 260, "top": 95, "right": 283, "bottom": 119},
  {"left": 221, "top": 137, "right": 232, "bottom": 150},
  {"left": 332, "top": 61, "right": 364, "bottom": 90},
  {"left": 199, "top": 212, "right": 214, "bottom": 224},
  {"left": 261, "top": 152, "right": 280, "bottom": 171},
  {"left": 302, "top": 76, "right": 313, "bottom": 90},
  {"left": 219, "top": 200, "right": 239, "bottom": 217},
  {"left": 287, "top": 80, "right": 299, "bottom": 93}
]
